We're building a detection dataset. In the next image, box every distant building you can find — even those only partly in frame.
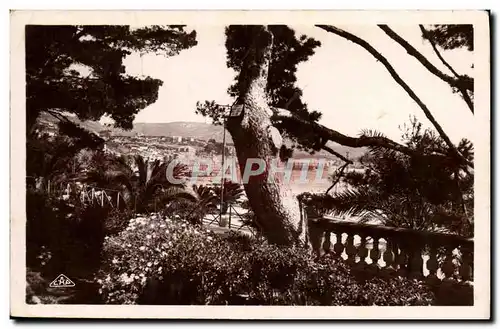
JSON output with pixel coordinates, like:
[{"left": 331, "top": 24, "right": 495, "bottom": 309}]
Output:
[
  {"left": 100, "top": 130, "right": 112, "bottom": 138},
  {"left": 178, "top": 146, "right": 196, "bottom": 155},
  {"left": 172, "top": 136, "right": 182, "bottom": 143}
]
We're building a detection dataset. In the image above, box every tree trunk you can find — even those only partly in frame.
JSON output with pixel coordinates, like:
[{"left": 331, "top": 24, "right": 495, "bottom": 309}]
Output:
[{"left": 225, "top": 26, "right": 308, "bottom": 246}]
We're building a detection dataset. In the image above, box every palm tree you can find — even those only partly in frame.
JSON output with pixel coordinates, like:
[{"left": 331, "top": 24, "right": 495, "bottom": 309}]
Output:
[
  {"left": 192, "top": 184, "right": 219, "bottom": 211},
  {"left": 84, "top": 154, "right": 197, "bottom": 214},
  {"left": 310, "top": 117, "right": 474, "bottom": 237},
  {"left": 27, "top": 130, "right": 96, "bottom": 194},
  {"left": 162, "top": 181, "right": 246, "bottom": 226},
  {"left": 161, "top": 184, "right": 219, "bottom": 225},
  {"left": 211, "top": 180, "right": 245, "bottom": 215}
]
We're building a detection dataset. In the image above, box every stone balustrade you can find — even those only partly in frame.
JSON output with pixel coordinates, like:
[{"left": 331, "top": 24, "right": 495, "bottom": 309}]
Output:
[{"left": 307, "top": 214, "right": 474, "bottom": 283}]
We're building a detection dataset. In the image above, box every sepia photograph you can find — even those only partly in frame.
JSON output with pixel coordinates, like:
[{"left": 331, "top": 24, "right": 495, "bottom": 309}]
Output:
[{"left": 9, "top": 10, "right": 491, "bottom": 319}]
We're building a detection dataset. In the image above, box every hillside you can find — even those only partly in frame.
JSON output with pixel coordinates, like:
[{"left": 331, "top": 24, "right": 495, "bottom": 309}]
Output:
[
  {"left": 122, "top": 122, "right": 366, "bottom": 159},
  {"left": 37, "top": 113, "right": 366, "bottom": 159},
  {"left": 121, "top": 122, "right": 228, "bottom": 142}
]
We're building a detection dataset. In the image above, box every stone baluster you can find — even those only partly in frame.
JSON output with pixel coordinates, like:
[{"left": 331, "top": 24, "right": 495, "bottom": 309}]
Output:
[
  {"left": 408, "top": 245, "right": 424, "bottom": 278},
  {"left": 395, "top": 243, "right": 409, "bottom": 276},
  {"left": 441, "top": 245, "right": 457, "bottom": 279},
  {"left": 357, "top": 234, "right": 368, "bottom": 266},
  {"left": 345, "top": 233, "right": 357, "bottom": 265},
  {"left": 322, "top": 231, "right": 332, "bottom": 255},
  {"left": 333, "top": 232, "right": 344, "bottom": 258},
  {"left": 307, "top": 216, "right": 474, "bottom": 284},
  {"left": 382, "top": 238, "right": 395, "bottom": 270},
  {"left": 308, "top": 221, "right": 324, "bottom": 259},
  {"left": 459, "top": 246, "right": 473, "bottom": 282},
  {"left": 426, "top": 244, "right": 439, "bottom": 282},
  {"left": 370, "top": 236, "right": 381, "bottom": 268}
]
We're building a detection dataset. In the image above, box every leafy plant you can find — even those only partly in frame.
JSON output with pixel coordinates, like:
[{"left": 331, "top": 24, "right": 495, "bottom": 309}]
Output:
[
  {"left": 305, "top": 117, "right": 474, "bottom": 237},
  {"left": 84, "top": 154, "right": 196, "bottom": 214},
  {"left": 96, "top": 215, "right": 443, "bottom": 306},
  {"left": 160, "top": 181, "right": 245, "bottom": 226},
  {"left": 26, "top": 25, "right": 197, "bottom": 131},
  {"left": 196, "top": 25, "right": 323, "bottom": 155},
  {"left": 26, "top": 120, "right": 104, "bottom": 192},
  {"left": 26, "top": 189, "right": 116, "bottom": 281},
  {"left": 211, "top": 180, "right": 245, "bottom": 214}
]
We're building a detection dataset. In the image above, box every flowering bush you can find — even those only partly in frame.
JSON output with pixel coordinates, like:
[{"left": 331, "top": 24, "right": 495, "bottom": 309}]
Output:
[
  {"left": 96, "top": 214, "right": 440, "bottom": 305},
  {"left": 97, "top": 215, "right": 258, "bottom": 304},
  {"left": 299, "top": 255, "right": 436, "bottom": 306}
]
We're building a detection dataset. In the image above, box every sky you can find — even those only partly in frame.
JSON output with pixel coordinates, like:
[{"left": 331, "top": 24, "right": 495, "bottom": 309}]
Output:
[{"left": 119, "top": 24, "right": 475, "bottom": 144}]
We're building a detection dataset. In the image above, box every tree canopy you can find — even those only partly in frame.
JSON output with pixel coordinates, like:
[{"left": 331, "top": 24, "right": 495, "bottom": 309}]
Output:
[
  {"left": 305, "top": 116, "right": 474, "bottom": 237},
  {"left": 26, "top": 25, "right": 197, "bottom": 131},
  {"left": 196, "top": 25, "right": 326, "bottom": 158},
  {"left": 422, "top": 24, "right": 473, "bottom": 51},
  {"left": 225, "top": 25, "right": 321, "bottom": 115},
  {"left": 197, "top": 24, "right": 474, "bottom": 167},
  {"left": 194, "top": 24, "right": 476, "bottom": 244}
]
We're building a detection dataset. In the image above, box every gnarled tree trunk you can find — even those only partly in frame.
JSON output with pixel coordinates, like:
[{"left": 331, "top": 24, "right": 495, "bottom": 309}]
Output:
[{"left": 225, "top": 26, "right": 308, "bottom": 246}]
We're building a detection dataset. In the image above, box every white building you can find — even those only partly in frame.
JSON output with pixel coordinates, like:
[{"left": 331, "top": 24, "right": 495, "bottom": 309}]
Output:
[
  {"left": 178, "top": 146, "right": 196, "bottom": 155},
  {"left": 172, "top": 136, "right": 183, "bottom": 143}
]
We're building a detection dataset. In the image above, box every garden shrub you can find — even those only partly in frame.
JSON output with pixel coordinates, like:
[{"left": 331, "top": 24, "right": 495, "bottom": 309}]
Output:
[
  {"left": 301, "top": 256, "right": 436, "bottom": 305},
  {"left": 427, "top": 279, "right": 474, "bottom": 306},
  {"left": 96, "top": 214, "right": 438, "bottom": 306},
  {"left": 26, "top": 268, "right": 77, "bottom": 304},
  {"left": 160, "top": 198, "right": 204, "bottom": 225},
  {"left": 26, "top": 189, "right": 132, "bottom": 305},
  {"left": 26, "top": 190, "right": 85, "bottom": 277}
]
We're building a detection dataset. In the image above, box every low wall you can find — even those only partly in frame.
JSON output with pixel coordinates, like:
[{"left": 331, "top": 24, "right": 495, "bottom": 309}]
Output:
[{"left": 307, "top": 214, "right": 473, "bottom": 282}]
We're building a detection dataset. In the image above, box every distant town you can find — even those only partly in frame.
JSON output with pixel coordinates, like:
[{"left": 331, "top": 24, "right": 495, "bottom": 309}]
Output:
[
  {"left": 37, "top": 113, "right": 360, "bottom": 184},
  {"left": 100, "top": 130, "right": 352, "bottom": 177}
]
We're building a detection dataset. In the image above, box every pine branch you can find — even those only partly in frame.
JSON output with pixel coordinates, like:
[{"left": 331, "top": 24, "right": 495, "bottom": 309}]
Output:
[
  {"left": 273, "top": 111, "right": 473, "bottom": 170},
  {"left": 419, "top": 25, "right": 474, "bottom": 113},
  {"left": 322, "top": 145, "right": 353, "bottom": 164},
  {"left": 379, "top": 25, "right": 473, "bottom": 91},
  {"left": 326, "top": 162, "right": 349, "bottom": 194},
  {"left": 45, "top": 109, "right": 74, "bottom": 125},
  {"left": 418, "top": 25, "right": 460, "bottom": 78},
  {"left": 316, "top": 25, "right": 469, "bottom": 168}
]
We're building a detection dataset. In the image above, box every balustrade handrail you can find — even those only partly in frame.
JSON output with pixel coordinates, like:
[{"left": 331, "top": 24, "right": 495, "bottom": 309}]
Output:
[
  {"left": 309, "top": 214, "right": 473, "bottom": 248},
  {"left": 306, "top": 212, "right": 474, "bottom": 283}
]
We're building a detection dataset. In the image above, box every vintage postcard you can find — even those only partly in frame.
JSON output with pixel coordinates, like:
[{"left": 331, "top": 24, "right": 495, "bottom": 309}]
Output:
[{"left": 10, "top": 10, "right": 490, "bottom": 319}]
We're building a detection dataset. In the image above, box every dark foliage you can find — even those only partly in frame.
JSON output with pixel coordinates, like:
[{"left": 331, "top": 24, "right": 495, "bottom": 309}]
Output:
[
  {"left": 196, "top": 25, "right": 323, "bottom": 155},
  {"left": 225, "top": 26, "right": 320, "bottom": 114},
  {"left": 301, "top": 117, "right": 474, "bottom": 237},
  {"left": 162, "top": 180, "right": 245, "bottom": 225},
  {"left": 198, "top": 138, "right": 230, "bottom": 155},
  {"left": 422, "top": 24, "right": 473, "bottom": 51},
  {"left": 84, "top": 153, "right": 195, "bottom": 214},
  {"left": 26, "top": 25, "right": 197, "bottom": 130},
  {"left": 238, "top": 199, "right": 265, "bottom": 236},
  {"left": 26, "top": 190, "right": 132, "bottom": 280},
  {"left": 27, "top": 121, "right": 104, "bottom": 185},
  {"left": 211, "top": 180, "right": 245, "bottom": 214},
  {"left": 96, "top": 217, "right": 467, "bottom": 306}
]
